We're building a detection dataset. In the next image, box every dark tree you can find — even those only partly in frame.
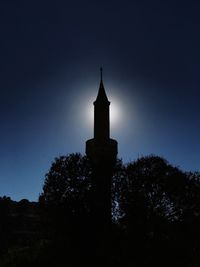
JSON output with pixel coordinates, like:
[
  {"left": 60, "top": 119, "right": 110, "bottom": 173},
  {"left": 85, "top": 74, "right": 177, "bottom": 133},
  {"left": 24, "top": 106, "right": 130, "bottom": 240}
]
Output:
[
  {"left": 121, "top": 156, "right": 189, "bottom": 224},
  {"left": 37, "top": 153, "right": 200, "bottom": 267},
  {"left": 39, "top": 153, "right": 93, "bottom": 235},
  {"left": 114, "top": 155, "right": 200, "bottom": 266},
  {"left": 39, "top": 153, "right": 93, "bottom": 266},
  {"left": 41, "top": 153, "right": 92, "bottom": 210}
]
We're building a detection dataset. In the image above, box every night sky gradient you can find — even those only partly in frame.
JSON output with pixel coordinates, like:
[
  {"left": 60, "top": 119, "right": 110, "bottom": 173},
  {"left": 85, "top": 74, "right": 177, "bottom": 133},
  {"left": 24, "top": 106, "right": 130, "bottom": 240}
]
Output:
[{"left": 0, "top": 0, "right": 200, "bottom": 200}]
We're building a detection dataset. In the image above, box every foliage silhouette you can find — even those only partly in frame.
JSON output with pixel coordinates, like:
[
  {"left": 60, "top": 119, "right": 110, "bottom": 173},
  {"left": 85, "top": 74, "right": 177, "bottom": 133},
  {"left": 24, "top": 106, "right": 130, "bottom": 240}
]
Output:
[
  {"left": 1, "top": 154, "right": 200, "bottom": 266},
  {"left": 41, "top": 153, "right": 92, "bottom": 214},
  {"left": 38, "top": 154, "right": 200, "bottom": 266}
]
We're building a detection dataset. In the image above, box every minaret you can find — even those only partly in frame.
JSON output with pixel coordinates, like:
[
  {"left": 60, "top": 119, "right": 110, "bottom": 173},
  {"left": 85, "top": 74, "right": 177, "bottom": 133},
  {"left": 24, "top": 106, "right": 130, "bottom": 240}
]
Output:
[{"left": 86, "top": 68, "right": 118, "bottom": 228}]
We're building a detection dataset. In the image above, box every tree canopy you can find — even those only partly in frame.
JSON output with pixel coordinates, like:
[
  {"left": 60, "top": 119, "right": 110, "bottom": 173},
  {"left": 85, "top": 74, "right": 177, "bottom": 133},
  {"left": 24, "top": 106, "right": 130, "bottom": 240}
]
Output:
[{"left": 38, "top": 153, "right": 200, "bottom": 267}]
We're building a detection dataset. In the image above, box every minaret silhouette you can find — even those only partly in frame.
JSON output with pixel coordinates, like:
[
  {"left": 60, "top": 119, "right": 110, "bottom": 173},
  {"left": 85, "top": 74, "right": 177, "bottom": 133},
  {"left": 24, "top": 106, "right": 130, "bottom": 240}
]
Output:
[{"left": 86, "top": 68, "right": 118, "bottom": 229}]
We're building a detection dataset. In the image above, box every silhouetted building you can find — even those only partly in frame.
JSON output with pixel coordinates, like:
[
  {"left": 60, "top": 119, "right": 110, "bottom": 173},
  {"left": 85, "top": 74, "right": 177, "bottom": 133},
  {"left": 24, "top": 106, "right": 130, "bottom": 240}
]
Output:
[{"left": 86, "top": 68, "right": 118, "bottom": 229}]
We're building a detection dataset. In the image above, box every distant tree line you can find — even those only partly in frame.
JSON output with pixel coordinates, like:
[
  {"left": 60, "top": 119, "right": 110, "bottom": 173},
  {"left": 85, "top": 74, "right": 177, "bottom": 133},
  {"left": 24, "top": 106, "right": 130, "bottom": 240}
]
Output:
[{"left": 1, "top": 153, "right": 200, "bottom": 266}]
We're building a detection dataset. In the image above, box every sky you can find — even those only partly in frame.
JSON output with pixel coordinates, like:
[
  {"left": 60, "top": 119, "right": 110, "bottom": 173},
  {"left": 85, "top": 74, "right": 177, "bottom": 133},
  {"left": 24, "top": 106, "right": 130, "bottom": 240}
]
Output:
[{"left": 0, "top": 0, "right": 200, "bottom": 201}]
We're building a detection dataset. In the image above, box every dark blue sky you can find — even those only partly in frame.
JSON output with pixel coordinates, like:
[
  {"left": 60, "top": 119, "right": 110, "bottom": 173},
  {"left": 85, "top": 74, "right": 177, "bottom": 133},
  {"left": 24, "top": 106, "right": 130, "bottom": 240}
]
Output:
[{"left": 0, "top": 0, "right": 200, "bottom": 201}]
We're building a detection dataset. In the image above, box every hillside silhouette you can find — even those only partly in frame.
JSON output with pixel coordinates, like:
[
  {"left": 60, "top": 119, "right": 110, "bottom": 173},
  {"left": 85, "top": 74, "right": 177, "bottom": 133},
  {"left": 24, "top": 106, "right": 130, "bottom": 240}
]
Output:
[{"left": 0, "top": 153, "right": 200, "bottom": 267}]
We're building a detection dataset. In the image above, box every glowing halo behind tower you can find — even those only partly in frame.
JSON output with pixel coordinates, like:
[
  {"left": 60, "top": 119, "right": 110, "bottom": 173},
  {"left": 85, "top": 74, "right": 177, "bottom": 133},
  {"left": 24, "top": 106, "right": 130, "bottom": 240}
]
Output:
[{"left": 81, "top": 91, "right": 123, "bottom": 137}]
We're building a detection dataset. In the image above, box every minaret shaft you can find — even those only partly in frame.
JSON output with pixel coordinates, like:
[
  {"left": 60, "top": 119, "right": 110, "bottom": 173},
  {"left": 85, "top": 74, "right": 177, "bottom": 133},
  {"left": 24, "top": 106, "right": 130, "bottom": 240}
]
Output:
[{"left": 94, "top": 103, "right": 110, "bottom": 141}]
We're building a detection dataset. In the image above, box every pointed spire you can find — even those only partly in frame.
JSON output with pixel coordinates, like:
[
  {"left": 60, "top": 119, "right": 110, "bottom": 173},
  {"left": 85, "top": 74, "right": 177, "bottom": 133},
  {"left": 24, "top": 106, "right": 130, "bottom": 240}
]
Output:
[
  {"left": 95, "top": 67, "right": 109, "bottom": 104},
  {"left": 100, "top": 66, "right": 103, "bottom": 81}
]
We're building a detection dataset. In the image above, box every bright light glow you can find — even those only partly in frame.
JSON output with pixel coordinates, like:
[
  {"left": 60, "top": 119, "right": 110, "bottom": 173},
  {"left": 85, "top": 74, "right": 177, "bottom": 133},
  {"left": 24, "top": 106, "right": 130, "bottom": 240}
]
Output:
[
  {"left": 110, "top": 98, "right": 121, "bottom": 128},
  {"left": 72, "top": 83, "right": 128, "bottom": 140},
  {"left": 84, "top": 96, "right": 122, "bottom": 129},
  {"left": 85, "top": 97, "right": 94, "bottom": 126}
]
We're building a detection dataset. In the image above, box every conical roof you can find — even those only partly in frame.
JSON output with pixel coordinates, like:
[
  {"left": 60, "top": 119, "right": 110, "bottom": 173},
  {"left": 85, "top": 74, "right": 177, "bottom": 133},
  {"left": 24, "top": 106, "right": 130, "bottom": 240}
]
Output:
[
  {"left": 95, "top": 80, "right": 109, "bottom": 102},
  {"left": 94, "top": 68, "right": 110, "bottom": 104}
]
